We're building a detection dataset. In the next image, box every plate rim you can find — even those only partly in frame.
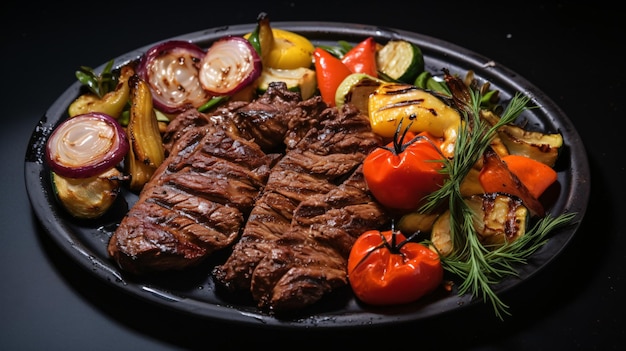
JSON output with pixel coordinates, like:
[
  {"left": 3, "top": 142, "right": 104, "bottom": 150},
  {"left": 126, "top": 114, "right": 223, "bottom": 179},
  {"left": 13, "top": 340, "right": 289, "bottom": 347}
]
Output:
[{"left": 24, "top": 21, "right": 590, "bottom": 329}]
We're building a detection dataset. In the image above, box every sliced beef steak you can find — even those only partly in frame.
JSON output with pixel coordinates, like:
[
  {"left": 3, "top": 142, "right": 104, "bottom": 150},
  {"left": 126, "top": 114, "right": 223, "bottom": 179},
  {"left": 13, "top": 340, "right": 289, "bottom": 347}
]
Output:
[
  {"left": 213, "top": 103, "right": 388, "bottom": 311},
  {"left": 108, "top": 83, "right": 302, "bottom": 274}
]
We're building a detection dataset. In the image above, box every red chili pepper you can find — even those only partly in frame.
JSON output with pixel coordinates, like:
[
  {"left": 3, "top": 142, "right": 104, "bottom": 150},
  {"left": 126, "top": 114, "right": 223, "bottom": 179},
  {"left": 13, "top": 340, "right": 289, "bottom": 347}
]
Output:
[
  {"left": 313, "top": 47, "right": 353, "bottom": 106},
  {"left": 341, "top": 36, "right": 378, "bottom": 77}
]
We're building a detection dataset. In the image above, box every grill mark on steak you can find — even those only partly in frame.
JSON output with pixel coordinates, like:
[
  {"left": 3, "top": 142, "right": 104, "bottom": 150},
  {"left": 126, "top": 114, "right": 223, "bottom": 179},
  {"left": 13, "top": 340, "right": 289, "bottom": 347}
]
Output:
[{"left": 213, "top": 103, "right": 388, "bottom": 312}]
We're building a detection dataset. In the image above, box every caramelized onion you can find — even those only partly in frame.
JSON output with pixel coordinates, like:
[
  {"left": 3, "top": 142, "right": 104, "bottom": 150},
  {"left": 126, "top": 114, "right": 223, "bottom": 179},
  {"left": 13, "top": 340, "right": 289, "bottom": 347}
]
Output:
[
  {"left": 136, "top": 40, "right": 211, "bottom": 114},
  {"left": 198, "top": 36, "right": 262, "bottom": 95},
  {"left": 46, "top": 112, "right": 129, "bottom": 178}
]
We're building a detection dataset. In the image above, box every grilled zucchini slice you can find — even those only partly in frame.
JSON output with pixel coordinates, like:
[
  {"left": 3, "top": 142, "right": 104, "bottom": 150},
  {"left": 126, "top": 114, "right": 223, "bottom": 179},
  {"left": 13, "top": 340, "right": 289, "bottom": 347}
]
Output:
[{"left": 376, "top": 40, "right": 424, "bottom": 84}]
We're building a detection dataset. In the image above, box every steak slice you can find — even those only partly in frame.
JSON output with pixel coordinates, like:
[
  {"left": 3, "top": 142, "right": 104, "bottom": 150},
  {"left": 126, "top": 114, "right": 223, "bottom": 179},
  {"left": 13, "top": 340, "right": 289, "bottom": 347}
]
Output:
[
  {"left": 213, "top": 103, "right": 388, "bottom": 311},
  {"left": 251, "top": 166, "right": 388, "bottom": 311},
  {"left": 108, "top": 121, "right": 274, "bottom": 274}
]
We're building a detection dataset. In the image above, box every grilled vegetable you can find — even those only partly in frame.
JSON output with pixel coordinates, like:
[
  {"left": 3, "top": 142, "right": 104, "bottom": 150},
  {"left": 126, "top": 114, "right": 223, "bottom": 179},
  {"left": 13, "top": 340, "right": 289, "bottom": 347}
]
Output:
[
  {"left": 340, "top": 36, "right": 378, "bottom": 77},
  {"left": 479, "top": 147, "right": 545, "bottom": 217},
  {"left": 136, "top": 40, "right": 211, "bottom": 114},
  {"left": 414, "top": 70, "right": 450, "bottom": 95},
  {"left": 500, "top": 154, "right": 558, "bottom": 199},
  {"left": 376, "top": 40, "right": 424, "bottom": 83},
  {"left": 334, "top": 73, "right": 383, "bottom": 112},
  {"left": 363, "top": 126, "right": 446, "bottom": 212},
  {"left": 431, "top": 193, "right": 529, "bottom": 256},
  {"left": 481, "top": 110, "right": 563, "bottom": 167},
  {"left": 51, "top": 167, "right": 123, "bottom": 219},
  {"left": 256, "top": 66, "right": 316, "bottom": 99},
  {"left": 46, "top": 112, "right": 129, "bottom": 179},
  {"left": 68, "top": 64, "right": 133, "bottom": 118},
  {"left": 198, "top": 36, "right": 262, "bottom": 96},
  {"left": 126, "top": 74, "right": 164, "bottom": 191},
  {"left": 368, "top": 83, "right": 461, "bottom": 157},
  {"left": 313, "top": 47, "right": 353, "bottom": 106},
  {"left": 264, "top": 28, "right": 314, "bottom": 69},
  {"left": 348, "top": 227, "right": 443, "bottom": 306},
  {"left": 247, "top": 12, "right": 274, "bottom": 65}
]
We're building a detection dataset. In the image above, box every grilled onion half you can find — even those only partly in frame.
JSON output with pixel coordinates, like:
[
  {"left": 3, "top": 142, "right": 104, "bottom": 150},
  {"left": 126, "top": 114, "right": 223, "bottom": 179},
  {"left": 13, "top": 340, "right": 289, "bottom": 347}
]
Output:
[
  {"left": 45, "top": 112, "right": 129, "bottom": 179},
  {"left": 136, "top": 40, "right": 212, "bottom": 114},
  {"left": 199, "top": 36, "right": 262, "bottom": 96}
]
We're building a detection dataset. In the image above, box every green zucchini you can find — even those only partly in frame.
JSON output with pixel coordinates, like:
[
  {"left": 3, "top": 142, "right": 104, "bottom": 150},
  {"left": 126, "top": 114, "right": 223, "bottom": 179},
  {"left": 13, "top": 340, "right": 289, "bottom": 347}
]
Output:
[
  {"left": 256, "top": 67, "right": 316, "bottom": 99},
  {"left": 334, "top": 73, "right": 384, "bottom": 113},
  {"left": 376, "top": 40, "right": 424, "bottom": 84}
]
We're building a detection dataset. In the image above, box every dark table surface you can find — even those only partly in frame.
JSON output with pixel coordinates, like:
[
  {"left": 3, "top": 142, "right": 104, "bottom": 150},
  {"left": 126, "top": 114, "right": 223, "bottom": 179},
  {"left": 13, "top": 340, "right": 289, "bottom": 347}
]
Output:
[{"left": 2, "top": 1, "right": 624, "bottom": 350}]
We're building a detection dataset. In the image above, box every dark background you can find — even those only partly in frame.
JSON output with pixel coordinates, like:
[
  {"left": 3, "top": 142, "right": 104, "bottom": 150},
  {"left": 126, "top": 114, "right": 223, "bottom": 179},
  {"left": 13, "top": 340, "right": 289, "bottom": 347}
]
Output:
[{"left": 2, "top": 1, "right": 624, "bottom": 350}]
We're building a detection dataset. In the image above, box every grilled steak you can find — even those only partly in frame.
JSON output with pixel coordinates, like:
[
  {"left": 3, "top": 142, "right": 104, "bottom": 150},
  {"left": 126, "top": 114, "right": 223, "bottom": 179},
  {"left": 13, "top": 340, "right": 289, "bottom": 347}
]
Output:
[
  {"left": 109, "top": 81, "right": 390, "bottom": 312},
  {"left": 108, "top": 83, "right": 302, "bottom": 274},
  {"left": 213, "top": 102, "right": 388, "bottom": 311}
]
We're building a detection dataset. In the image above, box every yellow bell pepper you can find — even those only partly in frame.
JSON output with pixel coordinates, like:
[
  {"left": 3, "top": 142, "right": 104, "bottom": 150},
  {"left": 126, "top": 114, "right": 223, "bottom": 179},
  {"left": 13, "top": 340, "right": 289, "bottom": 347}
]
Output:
[{"left": 368, "top": 83, "right": 461, "bottom": 157}]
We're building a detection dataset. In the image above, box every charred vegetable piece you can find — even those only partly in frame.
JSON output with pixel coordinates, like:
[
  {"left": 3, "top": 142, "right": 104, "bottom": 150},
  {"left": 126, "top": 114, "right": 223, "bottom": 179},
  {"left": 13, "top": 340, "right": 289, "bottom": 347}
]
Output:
[
  {"left": 68, "top": 64, "right": 134, "bottom": 118},
  {"left": 334, "top": 73, "right": 384, "bottom": 112},
  {"left": 126, "top": 74, "right": 164, "bottom": 191},
  {"left": 431, "top": 193, "right": 529, "bottom": 256},
  {"left": 481, "top": 110, "right": 563, "bottom": 167},
  {"left": 45, "top": 112, "right": 129, "bottom": 179},
  {"left": 479, "top": 147, "right": 545, "bottom": 217},
  {"left": 247, "top": 12, "right": 274, "bottom": 65},
  {"left": 198, "top": 36, "right": 262, "bottom": 96},
  {"left": 368, "top": 83, "right": 461, "bottom": 157},
  {"left": 51, "top": 167, "right": 123, "bottom": 219},
  {"left": 136, "top": 40, "right": 211, "bottom": 114}
]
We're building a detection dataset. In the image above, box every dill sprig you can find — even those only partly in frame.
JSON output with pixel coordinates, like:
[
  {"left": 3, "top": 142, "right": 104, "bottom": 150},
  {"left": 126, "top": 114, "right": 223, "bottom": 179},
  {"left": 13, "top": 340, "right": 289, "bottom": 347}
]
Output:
[{"left": 420, "top": 79, "right": 577, "bottom": 320}]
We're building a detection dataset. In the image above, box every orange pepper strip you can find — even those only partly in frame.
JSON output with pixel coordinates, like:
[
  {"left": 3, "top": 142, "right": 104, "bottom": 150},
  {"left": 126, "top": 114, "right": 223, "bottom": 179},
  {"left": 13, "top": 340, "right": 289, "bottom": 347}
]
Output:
[
  {"left": 501, "top": 154, "right": 558, "bottom": 199},
  {"left": 478, "top": 147, "right": 546, "bottom": 217},
  {"left": 313, "top": 47, "right": 353, "bottom": 106}
]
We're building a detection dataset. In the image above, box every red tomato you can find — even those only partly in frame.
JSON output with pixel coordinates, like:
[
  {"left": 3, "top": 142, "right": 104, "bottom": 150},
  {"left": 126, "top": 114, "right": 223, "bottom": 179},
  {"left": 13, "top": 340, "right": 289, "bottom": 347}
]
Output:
[
  {"left": 348, "top": 229, "right": 443, "bottom": 306},
  {"left": 363, "top": 129, "right": 447, "bottom": 212}
]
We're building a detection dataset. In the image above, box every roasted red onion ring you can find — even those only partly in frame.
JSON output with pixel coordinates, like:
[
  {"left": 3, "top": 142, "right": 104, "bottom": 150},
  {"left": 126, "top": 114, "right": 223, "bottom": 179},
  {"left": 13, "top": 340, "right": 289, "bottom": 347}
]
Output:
[
  {"left": 198, "top": 36, "right": 262, "bottom": 96},
  {"left": 136, "top": 40, "right": 212, "bottom": 114},
  {"left": 46, "top": 112, "right": 129, "bottom": 178}
]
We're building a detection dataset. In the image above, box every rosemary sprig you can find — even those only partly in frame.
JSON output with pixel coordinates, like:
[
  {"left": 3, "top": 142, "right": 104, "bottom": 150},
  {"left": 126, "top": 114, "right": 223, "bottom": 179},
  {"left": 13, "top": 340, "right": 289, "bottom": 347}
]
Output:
[{"left": 420, "top": 80, "right": 576, "bottom": 319}]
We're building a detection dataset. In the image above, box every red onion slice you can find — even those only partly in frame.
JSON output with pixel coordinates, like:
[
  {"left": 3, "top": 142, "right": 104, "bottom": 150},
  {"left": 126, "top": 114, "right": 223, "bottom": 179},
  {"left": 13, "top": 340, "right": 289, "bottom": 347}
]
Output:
[
  {"left": 46, "top": 112, "right": 129, "bottom": 178},
  {"left": 137, "top": 40, "right": 212, "bottom": 114},
  {"left": 198, "top": 36, "right": 262, "bottom": 96}
]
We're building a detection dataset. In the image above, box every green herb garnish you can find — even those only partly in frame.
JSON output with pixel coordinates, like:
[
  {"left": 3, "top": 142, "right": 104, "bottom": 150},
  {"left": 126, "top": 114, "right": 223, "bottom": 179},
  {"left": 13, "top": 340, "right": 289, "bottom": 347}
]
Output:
[
  {"left": 75, "top": 59, "right": 118, "bottom": 98},
  {"left": 420, "top": 72, "right": 577, "bottom": 319}
]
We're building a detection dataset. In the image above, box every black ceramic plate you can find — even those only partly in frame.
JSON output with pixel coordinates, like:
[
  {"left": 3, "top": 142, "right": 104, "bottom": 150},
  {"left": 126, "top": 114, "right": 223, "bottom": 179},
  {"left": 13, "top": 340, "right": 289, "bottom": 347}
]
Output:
[{"left": 24, "top": 22, "right": 590, "bottom": 329}]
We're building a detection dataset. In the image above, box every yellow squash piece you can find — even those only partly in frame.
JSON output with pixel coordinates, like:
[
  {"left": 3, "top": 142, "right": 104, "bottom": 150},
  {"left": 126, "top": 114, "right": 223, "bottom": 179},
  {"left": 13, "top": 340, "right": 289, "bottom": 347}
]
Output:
[{"left": 368, "top": 83, "right": 461, "bottom": 157}]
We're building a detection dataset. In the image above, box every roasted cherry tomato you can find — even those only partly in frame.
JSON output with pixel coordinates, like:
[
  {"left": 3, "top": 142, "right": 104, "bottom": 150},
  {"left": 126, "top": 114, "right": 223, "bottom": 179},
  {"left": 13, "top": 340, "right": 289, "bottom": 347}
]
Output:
[
  {"left": 348, "top": 228, "right": 443, "bottom": 306},
  {"left": 363, "top": 122, "right": 447, "bottom": 212}
]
